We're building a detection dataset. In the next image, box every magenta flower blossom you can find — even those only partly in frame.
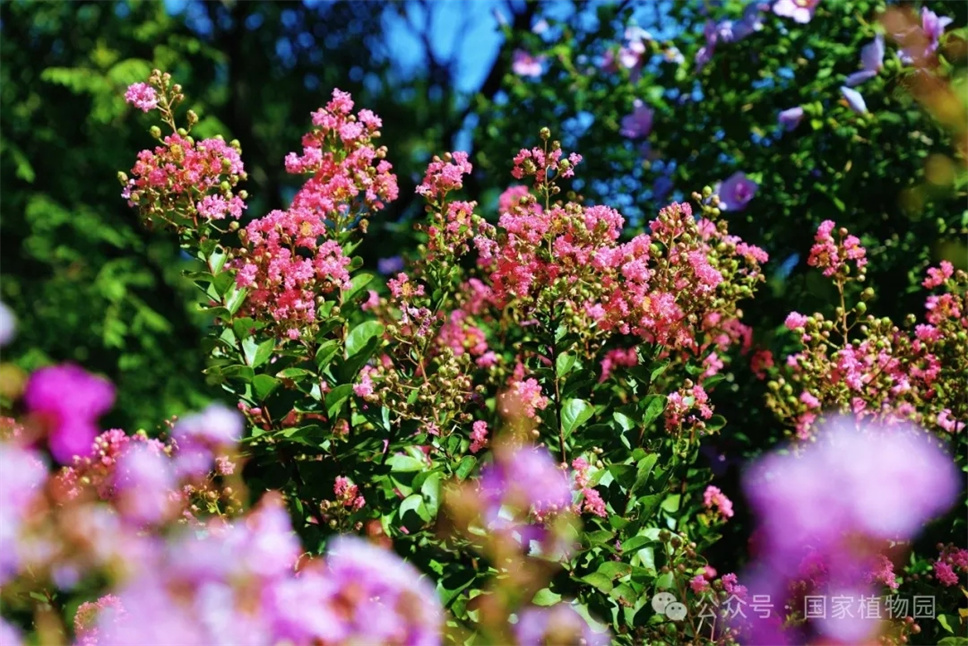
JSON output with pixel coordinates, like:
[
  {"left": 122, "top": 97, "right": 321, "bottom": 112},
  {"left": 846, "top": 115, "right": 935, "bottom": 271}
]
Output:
[
  {"left": 777, "top": 106, "right": 804, "bottom": 131},
  {"left": 619, "top": 99, "right": 654, "bottom": 139},
  {"left": 840, "top": 86, "right": 867, "bottom": 114},
  {"left": 515, "top": 605, "right": 611, "bottom": 646},
  {"left": 512, "top": 49, "right": 545, "bottom": 78},
  {"left": 845, "top": 34, "right": 884, "bottom": 86},
  {"left": 124, "top": 82, "right": 158, "bottom": 112},
  {"left": 24, "top": 364, "right": 115, "bottom": 464},
  {"left": 172, "top": 403, "right": 243, "bottom": 478},
  {"left": 772, "top": 0, "right": 820, "bottom": 24},
  {"left": 716, "top": 172, "right": 758, "bottom": 211},
  {"left": 113, "top": 443, "right": 176, "bottom": 525}
]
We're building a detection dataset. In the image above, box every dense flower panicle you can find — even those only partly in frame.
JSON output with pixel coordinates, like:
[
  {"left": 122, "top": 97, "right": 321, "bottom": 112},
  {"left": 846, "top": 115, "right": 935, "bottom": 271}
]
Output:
[
  {"left": 123, "top": 133, "right": 246, "bottom": 228},
  {"left": 510, "top": 144, "right": 582, "bottom": 188},
  {"left": 599, "top": 347, "right": 638, "bottom": 382},
  {"left": 807, "top": 220, "right": 867, "bottom": 278},
  {"left": 235, "top": 208, "right": 352, "bottom": 339},
  {"left": 55, "top": 428, "right": 167, "bottom": 501},
  {"left": 284, "top": 89, "right": 398, "bottom": 221},
  {"left": 514, "top": 604, "right": 611, "bottom": 646},
  {"left": 124, "top": 83, "right": 158, "bottom": 112},
  {"left": 415, "top": 151, "right": 472, "bottom": 203},
  {"left": 571, "top": 457, "right": 606, "bottom": 518},
  {"left": 934, "top": 544, "right": 968, "bottom": 587},
  {"left": 501, "top": 377, "right": 550, "bottom": 420},
  {"left": 24, "top": 364, "right": 116, "bottom": 464}
]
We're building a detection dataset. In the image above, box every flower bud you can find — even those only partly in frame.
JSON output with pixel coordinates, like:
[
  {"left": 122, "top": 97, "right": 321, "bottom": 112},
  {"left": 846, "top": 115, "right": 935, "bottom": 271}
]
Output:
[{"left": 149, "top": 125, "right": 162, "bottom": 139}]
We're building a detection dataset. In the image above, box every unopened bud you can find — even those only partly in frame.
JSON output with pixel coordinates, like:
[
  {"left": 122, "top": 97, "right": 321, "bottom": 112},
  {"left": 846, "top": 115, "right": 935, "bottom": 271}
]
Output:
[{"left": 149, "top": 125, "right": 162, "bottom": 139}]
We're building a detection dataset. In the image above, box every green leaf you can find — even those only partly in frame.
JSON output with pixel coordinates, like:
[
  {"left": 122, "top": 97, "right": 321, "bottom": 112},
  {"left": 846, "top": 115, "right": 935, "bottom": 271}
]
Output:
[
  {"left": 345, "top": 272, "right": 375, "bottom": 302},
  {"left": 456, "top": 455, "right": 477, "bottom": 481},
  {"left": 251, "top": 338, "right": 275, "bottom": 369},
  {"left": 253, "top": 374, "right": 279, "bottom": 400},
  {"left": 325, "top": 384, "right": 354, "bottom": 419},
  {"left": 632, "top": 454, "right": 659, "bottom": 493},
  {"left": 400, "top": 493, "right": 430, "bottom": 523},
  {"left": 598, "top": 562, "right": 632, "bottom": 580},
  {"left": 421, "top": 471, "right": 442, "bottom": 518},
  {"left": 562, "top": 398, "right": 594, "bottom": 436},
  {"left": 532, "top": 588, "right": 562, "bottom": 607},
  {"left": 579, "top": 572, "right": 614, "bottom": 594},
  {"left": 640, "top": 395, "right": 666, "bottom": 429},
  {"left": 389, "top": 454, "right": 426, "bottom": 472},
  {"left": 315, "top": 340, "right": 340, "bottom": 370},
  {"left": 556, "top": 352, "right": 576, "bottom": 378},
  {"left": 660, "top": 494, "right": 680, "bottom": 514},
  {"left": 346, "top": 321, "right": 384, "bottom": 358}
]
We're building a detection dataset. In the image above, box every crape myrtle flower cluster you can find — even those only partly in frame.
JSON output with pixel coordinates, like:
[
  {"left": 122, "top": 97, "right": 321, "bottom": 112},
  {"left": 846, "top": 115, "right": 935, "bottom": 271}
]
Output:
[
  {"left": 233, "top": 89, "right": 398, "bottom": 340},
  {"left": 121, "top": 70, "right": 247, "bottom": 232},
  {"left": 768, "top": 221, "right": 967, "bottom": 440}
]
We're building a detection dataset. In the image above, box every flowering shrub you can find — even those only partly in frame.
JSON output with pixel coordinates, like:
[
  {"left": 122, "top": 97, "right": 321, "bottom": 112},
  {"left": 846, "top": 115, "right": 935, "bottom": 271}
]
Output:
[{"left": 1, "top": 35, "right": 964, "bottom": 644}]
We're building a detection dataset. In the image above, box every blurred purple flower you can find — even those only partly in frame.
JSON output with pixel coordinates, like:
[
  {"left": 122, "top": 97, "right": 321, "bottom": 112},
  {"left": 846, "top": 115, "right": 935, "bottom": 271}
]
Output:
[
  {"left": 515, "top": 605, "right": 611, "bottom": 646},
  {"left": 324, "top": 536, "right": 443, "bottom": 646},
  {"left": 619, "top": 99, "right": 654, "bottom": 139},
  {"left": 743, "top": 416, "right": 959, "bottom": 568},
  {"left": 114, "top": 443, "right": 176, "bottom": 525},
  {"left": 0, "top": 618, "right": 23, "bottom": 646},
  {"left": 717, "top": 172, "right": 758, "bottom": 211},
  {"left": 840, "top": 86, "right": 868, "bottom": 114},
  {"left": 772, "top": 0, "right": 820, "bottom": 24},
  {"left": 845, "top": 33, "right": 884, "bottom": 86},
  {"left": 479, "top": 445, "right": 572, "bottom": 523},
  {"left": 377, "top": 256, "right": 405, "bottom": 275},
  {"left": 532, "top": 19, "right": 549, "bottom": 35},
  {"left": 898, "top": 8, "right": 952, "bottom": 64},
  {"left": 0, "top": 301, "right": 15, "bottom": 346},
  {"left": 778, "top": 106, "right": 805, "bottom": 131},
  {"left": 24, "top": 364, "right": 115, "bottom": 464},
  {"left": 512, "top": 50, "right": 545, "bottom": 78},
  {"left": 172, "top": 403, "right": 243, "bottom": 478},
  {"left": 719, "top": 3, "right": 767, "bottom": 43},
  {"left": 0, "top": 443, "right": 47, "bottom": 585}
]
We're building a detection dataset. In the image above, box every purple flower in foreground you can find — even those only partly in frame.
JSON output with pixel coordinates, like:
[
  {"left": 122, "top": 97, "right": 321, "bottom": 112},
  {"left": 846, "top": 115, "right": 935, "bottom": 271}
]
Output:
[
  {"left": 840, "top": 86, "right": 868, "bottom": 114},
  {"left": 744, "top": 416, "right": 959, "bottom": 566},
  {"left": 512, "top": 50, "right": 545, "bottom": 78},
  {"left": 0, "top": 443, "right": 47, "bottom": 585},
  {"left": 773, "top": 0, "right": 819, "bottom": 24},
  {"left": 922, "top": 6, "right": 954, "bottom": 50},
  {"left": 778, "top": 106, "right": 805, "bottom": 131},
  {"left": 846, "top": 33, "right": 885, "bottom": 87},
  {"left": 114, "top": 443, "right": 176, "bottom": 525},
  {"left": 324, "top": 536, "right": 443, "bottom": 646},
  {"left": 717, "top": 172, "right": 758, "bottom": 211},
  {"left": 619, "top": 99, "right": 654, "bottom": 139},
  {"left": 0, "top": 618, "right": 23, "bottom": 646},
  {"left": 515, "top": 605, "right": 611, "bottom": 646},
  {"left": 124, "top": 82, "right": 158, "bottom": 112},
  {"left": 24, "top": 364, "right": 115, "bottom": 464}
]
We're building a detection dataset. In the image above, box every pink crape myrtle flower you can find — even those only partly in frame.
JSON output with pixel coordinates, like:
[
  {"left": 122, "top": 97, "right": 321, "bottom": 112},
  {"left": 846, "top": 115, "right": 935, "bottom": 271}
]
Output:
[
  {"left": 512, "top": 49, "right": 545, "bottom": 78},
  {"left": 124, "top": 82, "right": 158, "bottom": 112}
]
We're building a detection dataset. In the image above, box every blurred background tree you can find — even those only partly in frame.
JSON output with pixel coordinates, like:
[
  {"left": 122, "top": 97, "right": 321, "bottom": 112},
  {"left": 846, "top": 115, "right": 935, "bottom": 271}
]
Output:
[{"left": 0, "top": 0, "right": 536, "bottom": 430}]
